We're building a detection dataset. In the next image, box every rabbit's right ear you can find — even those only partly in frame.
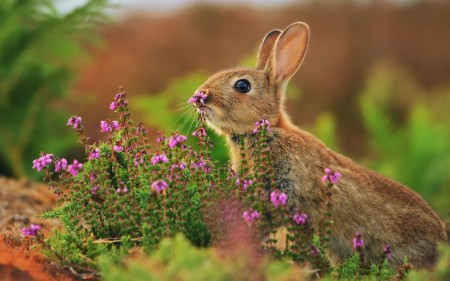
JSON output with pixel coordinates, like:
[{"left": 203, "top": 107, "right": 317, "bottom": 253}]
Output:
[{"left": 255, "top": 29, "right": 282, "bottom": 70}]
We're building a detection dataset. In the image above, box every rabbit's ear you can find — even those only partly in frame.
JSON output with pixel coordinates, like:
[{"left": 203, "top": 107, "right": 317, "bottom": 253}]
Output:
[
  {"left": 269, "top": 22, "right": 309, "bottom": 84},
  {"left": 256, "top": 29, "right": 281, "bottom": 70}
]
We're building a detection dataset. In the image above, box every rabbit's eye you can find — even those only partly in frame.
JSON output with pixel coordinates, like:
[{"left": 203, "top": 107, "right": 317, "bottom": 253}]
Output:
[{"left": 234, "top": 79, "right": 251, "bottom": 94}]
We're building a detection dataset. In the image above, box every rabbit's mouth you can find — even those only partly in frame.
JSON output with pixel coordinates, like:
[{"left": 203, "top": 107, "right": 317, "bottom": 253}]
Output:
[{"left": 197, "top": 105, "right": 213, "bottom": 119}]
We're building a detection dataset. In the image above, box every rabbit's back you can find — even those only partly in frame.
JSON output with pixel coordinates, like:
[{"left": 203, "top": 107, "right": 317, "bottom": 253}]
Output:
[{"left": 258, "top": 124, "right": 447, "bottom": 267}]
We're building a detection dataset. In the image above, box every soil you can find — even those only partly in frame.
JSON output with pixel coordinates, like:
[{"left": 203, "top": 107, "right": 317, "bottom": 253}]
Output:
[{"left": 0, "top": 177, "right": 75, "bottom": 281}]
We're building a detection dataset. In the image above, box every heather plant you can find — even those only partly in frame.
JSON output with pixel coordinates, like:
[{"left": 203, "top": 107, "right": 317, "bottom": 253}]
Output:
[{"left": 31, "top": 88, "right": 412, "bottom": 280}]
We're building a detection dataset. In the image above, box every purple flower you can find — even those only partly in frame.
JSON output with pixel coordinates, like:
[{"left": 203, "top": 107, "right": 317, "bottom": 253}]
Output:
[
  {"left": 110, "top": 91, "right": 128, "bottom": 111},
  {"left": 170, "top": 162, "right": 186, "bottom": 172},
  {"left": 270, "top": 191, "right": 287, "bottom": 208},
  {"left": 116, "top": 182, "right": 128, "bottom": 194},
  {"left": 242, "top": 209, "right": 260, "bottom": 224},
  {"left": 188, "top": 91, "right": 207, "bottom": 105},
  {"left": 310, "top": 245, "right": 320, "bottom": 257},
  {"left": 252, "top": 118, "right": 271, "bottom": 134},
  {"left": 90, "top": 185, "right": 99, "bottom": 195},
  {"left": 110, "top": 102, "right": 118, "bottom": 111},
  {"left": 321, "top": 168, "right": 342, "bottom": 184},
  {"left": 100, "top": 120, "right": 120, "bottom": 133},
  {"left": 156, "top": 131, "right": 166, "bottom": 143},
  {"left": 21, "top": 224, "right": 41, "bottom": 237},
  {"left": 353, "top": 232, "right": 364, "bottom": 250},
  {"left": 67, "top": 159, "right": 83, "bottom": 176},
  {"left": 293, "top": 213, "right": 308, "bottom": 225},
  {"left": 191, "top": 159, "right": 205, "bottom": 169},
  {"left": 89, "top": 148, "right": 100, "bottom": 160},
  {"left": 151, "top": 153, "right": 169, "bottom": 165},
  {"left": 67, "top": 116, "right": 82, "bottom": 129},
  {"left": 236, "top": 178, "right": 252, "bottom": 191},
  {"left": 168, "top": 133, "right": 187, "bottom": 148},
  {"left": 192, "top": 127, "right": 207, "bottom": 138},
  {"left": 55, "top": 158, "right": 67, "bottom": 172},
  {"left": 89, "top": 172, "right": 96, "bottom": 182},
  {"left": 384, "top": 244, "right": 392, "bottom": 260},
  {"left": 151, "top": 180, "right": 168, "bottom": 193},
  {"left": 136, "top": 123, "right": 148, "bottom": 135},
  {"left": 113, "top": 144, "right": 123, "bottom": 152},
  {"left": 32, "top": 154, "right": 53, "bottom": 172},
  {"left": 134, "top": 151, "right": 145, "bottom": 166}
]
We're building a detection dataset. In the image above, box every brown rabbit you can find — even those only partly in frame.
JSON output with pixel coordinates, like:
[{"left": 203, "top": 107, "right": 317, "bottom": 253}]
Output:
[{"left": 194, "top": 22, "right": 447, "bottom": 268}]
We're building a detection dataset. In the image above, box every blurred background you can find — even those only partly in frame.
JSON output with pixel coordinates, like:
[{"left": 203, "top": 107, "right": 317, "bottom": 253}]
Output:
[{"left": 0, "top": 0, "right": 449, "bottom": 218}]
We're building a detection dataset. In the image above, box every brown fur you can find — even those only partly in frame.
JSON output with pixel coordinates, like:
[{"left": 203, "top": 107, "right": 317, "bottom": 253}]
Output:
[{"left": 195, "top": 22, "right": 447, "bottom": 268}]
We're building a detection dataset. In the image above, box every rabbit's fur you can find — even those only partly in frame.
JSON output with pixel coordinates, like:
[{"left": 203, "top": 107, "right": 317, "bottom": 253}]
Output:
[{"left": 195, "top": 22, "right": 447, "bottom": 268}]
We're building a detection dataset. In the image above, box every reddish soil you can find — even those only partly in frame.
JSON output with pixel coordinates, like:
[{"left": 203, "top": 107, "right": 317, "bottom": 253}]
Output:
[{"left": 0, "top": 177, "right": 75, "bottom": 281}]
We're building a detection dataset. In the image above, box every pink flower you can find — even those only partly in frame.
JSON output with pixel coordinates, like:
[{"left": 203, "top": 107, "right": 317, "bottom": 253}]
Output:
[
  {"left": 353, "top": 232, "right": 364, "bottom": 250},
  {"left": 168, "top": 133, "right": 187, "bottom": 148},
  {"left": 134, "top": 151, "right": 146, "bottom": 166},
  {"left": 113, "top": 145, "right": 123, "bottom": 152},
  {"left": 270, "top": 191, "right": 287, "bottom": 208},
  {"left": 156, "top": 131, "right": 166, "bottom": 143},
  {"left": 310, "top": 245, "right": 320, "bottom": 257},
  {"left": 191, "top": 159, "right": 205, "bottom": 169},
  {"left": 110, "top": 102, "right": 118, "bottom": 110},
  {"left": 192, "top": 127, "right": 207, "bottom": 137},
  {"left": 384, "top": 244, "right": 392, "bottom": 260},
  {"left": 170, "top": 162, "right": 186, "bottom": 172},
  {"left": 151, "top": 180, "right": 168, "bottom": 193},
  {"left": 89, "top": 148, "right": 100, "bottom": 160},
  {"left": 21, "top": 224, "right": 41, "bottom": 236},
  {"left": 67, "top": 159, "right": 83, "bottom": 176},
  {"left": 67, "top": 116, "right": 82, "bottom": 129},
  {"left": 151, "top": 153, "right": 168, "bottom": 165},
  {"left": 89, "top": 172, "right": 96, "bottom": 182},
  {"left": 242, "top": 209, "right": 260, "bottom": 224},
  {"left": 188, "top": 91, "right": 207, "bottom": 105},
  {"left": 91, "top": 185, "right": 99, "bottom": 195},
  {"left": 32, "top": 154, "right": 53, "bottom": 172},
  {"left": 100, "top": 120, "right": 120, "bottom": 133},
  {"left": 236, "top": 178, "right": 252, "bottom": 191},
  {"left": 55, "top": 158, "right": 67, "bottom": 172},
  {"left": 322, "top": 168, "right": 342, "bottom": 184},
  {"left": 293, "top": 213, "right": 308, "bottom": 225},
  {"left": 136, "top": 123, "right": 148, "bottom": 135},
  {"left": 116, "top": 182, "right": 128, "bottom": 194},
  {"left": 252, "top": 118, "right": 271, "bottom": 134}
]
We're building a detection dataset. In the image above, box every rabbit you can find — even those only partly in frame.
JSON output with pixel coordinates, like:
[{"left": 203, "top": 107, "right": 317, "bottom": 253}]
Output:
[{"left": 193, "top": 22, "right": 447, "bottom": 268}]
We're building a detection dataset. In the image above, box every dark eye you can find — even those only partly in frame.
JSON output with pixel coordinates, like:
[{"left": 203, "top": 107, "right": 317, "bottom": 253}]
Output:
[{"left": 234, "top": 79, "right": 251, "bottom": 93}]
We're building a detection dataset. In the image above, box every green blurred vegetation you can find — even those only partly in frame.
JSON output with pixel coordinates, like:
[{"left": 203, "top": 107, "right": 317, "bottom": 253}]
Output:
[
  {"left": 98, "top": 233, "right": 450, "bottom": 281},
  {"left": 358, "top": 62, "right": 450, "bottom": 217},
  {"left": 0, "top": 0, "right": 108, "bottom": 178},
  {"left": 99, "top": 233, "right": 308, "bottom": 281},
  {"left": 302, "top": 62, "right": 450, "bottom": 217}
]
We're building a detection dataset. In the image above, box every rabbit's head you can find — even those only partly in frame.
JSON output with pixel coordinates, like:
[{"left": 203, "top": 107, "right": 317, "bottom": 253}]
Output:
[{"left": 195, "top": 22, "right": 309, "bottom": 135}]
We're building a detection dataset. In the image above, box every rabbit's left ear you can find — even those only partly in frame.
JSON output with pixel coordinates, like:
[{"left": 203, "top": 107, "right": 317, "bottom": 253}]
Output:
[
  {"left": 268, "top": 22, "right": 309, "bottom": 84},
  {"left": 256, "top": 29, "right": 281, "bottom": 70}
]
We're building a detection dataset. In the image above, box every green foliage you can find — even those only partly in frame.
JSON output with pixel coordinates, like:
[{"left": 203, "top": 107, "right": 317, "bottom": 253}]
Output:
[
  {"left": 0, "top": 0, "right": 107, "bottom": 178},
  {"left": 336, "top": 253, "right": 361, "bottom": 280},
  {"left": 98, "top": 233, "right": 308, "bottom": 281},
  {"left": 359, "top": 62, "right": 450, "bottom": 215}
]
